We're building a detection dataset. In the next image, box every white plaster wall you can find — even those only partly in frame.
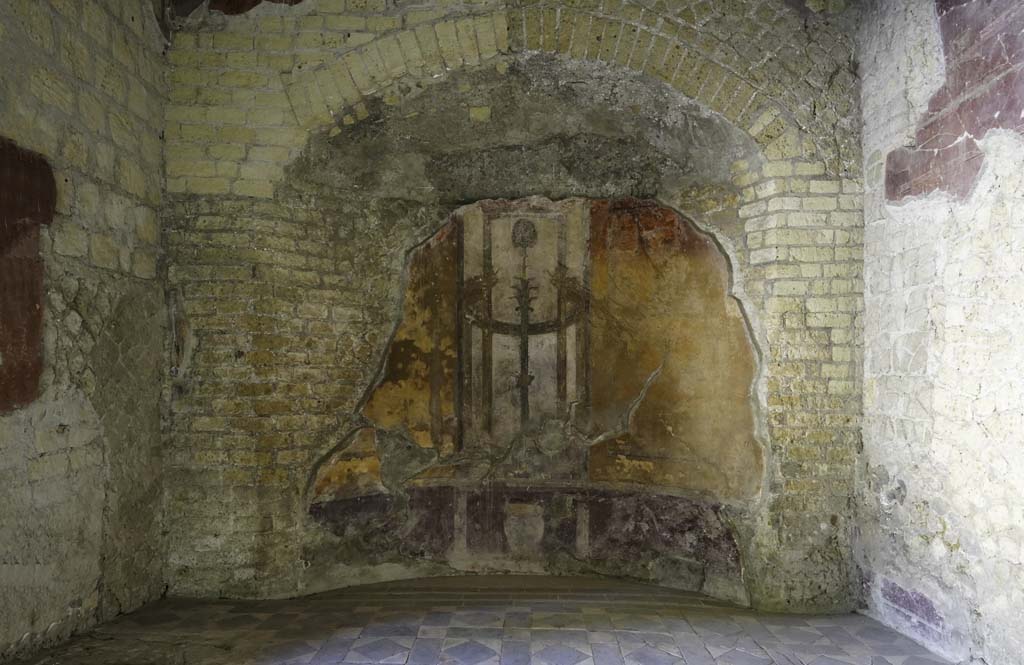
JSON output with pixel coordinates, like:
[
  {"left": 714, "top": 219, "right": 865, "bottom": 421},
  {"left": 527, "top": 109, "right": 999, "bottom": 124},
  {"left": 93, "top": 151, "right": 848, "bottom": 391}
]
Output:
[
  {"left": 858, "top": 1, "right": 1024, "bottom": 662},
  {"left": 858, "top": 0, "right": 944, "bottom": 170},
  {"left": 928, "top": 131, "right": 1024, "bottom": 664}
]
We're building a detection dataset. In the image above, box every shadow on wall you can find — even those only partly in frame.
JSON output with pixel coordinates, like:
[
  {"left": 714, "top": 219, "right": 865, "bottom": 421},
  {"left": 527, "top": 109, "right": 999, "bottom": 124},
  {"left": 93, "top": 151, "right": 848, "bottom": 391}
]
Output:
[{"left": 307, "top": 197, "right": 763, "bottom": 603}]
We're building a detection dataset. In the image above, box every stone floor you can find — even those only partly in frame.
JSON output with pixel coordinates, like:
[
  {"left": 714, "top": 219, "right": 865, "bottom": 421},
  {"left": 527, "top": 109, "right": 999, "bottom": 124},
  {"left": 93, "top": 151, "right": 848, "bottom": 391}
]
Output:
[{"left": 16, "top": 576, "right": 951, "bottom": 665}]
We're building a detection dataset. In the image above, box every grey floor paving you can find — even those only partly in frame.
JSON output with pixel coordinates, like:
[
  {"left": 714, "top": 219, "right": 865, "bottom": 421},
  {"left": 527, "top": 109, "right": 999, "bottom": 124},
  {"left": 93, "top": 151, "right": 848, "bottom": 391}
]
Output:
[{"left": 14, "top": 576, "right": 952, "bottom": 665}]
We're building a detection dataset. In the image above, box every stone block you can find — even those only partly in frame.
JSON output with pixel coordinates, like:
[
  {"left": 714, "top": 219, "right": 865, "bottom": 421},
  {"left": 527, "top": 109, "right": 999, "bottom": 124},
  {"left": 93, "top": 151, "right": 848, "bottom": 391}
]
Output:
[
  {"left": 803, "top": 196, "right": 839, "bottom": 211},
  {"left": 806, "top": 312, "right": 852, "bottom": 328},
  {"left": 31, "top": 69, "right": 76, "bottom": 116},
  {"left": 474, "top": 15, "right": 498, "bottom": 60},
  {"left": 233, "top": 179, "right": 274, "bottom": 196},
  {"left": 132, "top": 251, "right": 158, "bottom": 279},
  {"left": 541, "top": 8, "right": 558, "bottom": 53},
  {"left": 360, "top": 43, "right": 389, "bottom": 86},
  {"left": 810, "top": 181, "right": 842, "bottom": 196},
  {"left": 614, "top": 23, "right": 639, "bottom": 66},
  {"left": 239, "top": 162, "right": 284, "bottom": 181},
  {"left": 520, "top": 8, "right": 539, "bottom": 51},
  {"left": 764, "top": 161, "right": 793, "bottom": 177},
  {"left": 248, "top": 146, "right": 292, "bottom": 163},
  {"left": 214, "top": 33, "right": 254, "bottom": 51},
  {"left": 52, "top": 223, "right": 89, "bottom": 258},
  {"left": 413, "top": 23, "right": 444, "bottom": 74},
  {"left": 469, "top": 106, "right": 491, "bottom": 122},
  {"left": 434, "top": 21, "right": 462, "bottom": 69},
  {"left": 773, "top": 280, "right": 809, "bottom": 296},
  {"left": 376, "top": 35, "right": 407, "bottom": 79},
  {"left": 186, "top": 178, "right": 232, "bottom": 195},
  {"left": 367, "top": 15, "right": 400, "bottom": 32},
  {"left": 256, "top": 34, "right": 293, "bottom": 51},
  {"left": 339, "top": 51, "right": 371, "bottom": 93},
  {"left": 750, "top": 247, "right": 783, "bottom": 264},
  {"left": 89, "top": 233, "right": 120, "bottom": 271},
  {"left": 167, "top": 158, "right": 217, "bottom": 178},
  {"left": 789, "top": 246, "right": 834, "bottom": 263},
  {"left": 397, "top": 30, "right": 424, "bottom": 69},
  {"left": 81, "top": 2, "right": 109, "bottom": 44},
  {"left": 220, "top": 71, "right": 269, "bottom": 89}
]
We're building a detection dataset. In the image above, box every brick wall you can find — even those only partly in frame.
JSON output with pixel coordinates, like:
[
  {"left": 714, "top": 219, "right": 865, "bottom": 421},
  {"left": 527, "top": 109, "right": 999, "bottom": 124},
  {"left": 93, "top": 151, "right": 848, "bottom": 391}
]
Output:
[
  {"left": 162, "top": 0, "right": 864, "bottom": 612},
  {"left": 0, "top": 1, "right": 167, "bottom": 659}
]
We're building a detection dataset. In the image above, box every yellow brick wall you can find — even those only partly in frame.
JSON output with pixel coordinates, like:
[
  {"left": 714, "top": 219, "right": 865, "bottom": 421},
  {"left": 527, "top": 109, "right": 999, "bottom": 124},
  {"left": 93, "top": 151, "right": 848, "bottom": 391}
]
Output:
[
  {"left": 159, "top": 0, "right": 864, "bottom": 612},
  {"left": 0, "top": 0, "right": 165, "bottom": 280}
]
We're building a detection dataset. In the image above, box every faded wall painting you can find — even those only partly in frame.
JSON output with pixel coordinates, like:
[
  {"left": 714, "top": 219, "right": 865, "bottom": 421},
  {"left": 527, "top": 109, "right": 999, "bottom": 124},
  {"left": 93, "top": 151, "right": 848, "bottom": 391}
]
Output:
[{"left": 309, "top": 198, "right": 762, "bottom": 597}]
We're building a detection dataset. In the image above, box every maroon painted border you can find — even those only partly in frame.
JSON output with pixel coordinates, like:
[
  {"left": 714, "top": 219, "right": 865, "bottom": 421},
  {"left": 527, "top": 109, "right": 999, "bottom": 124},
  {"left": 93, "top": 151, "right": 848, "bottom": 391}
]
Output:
[{"left": 885, "top": 0, "right": 1024, "bottom": 201}]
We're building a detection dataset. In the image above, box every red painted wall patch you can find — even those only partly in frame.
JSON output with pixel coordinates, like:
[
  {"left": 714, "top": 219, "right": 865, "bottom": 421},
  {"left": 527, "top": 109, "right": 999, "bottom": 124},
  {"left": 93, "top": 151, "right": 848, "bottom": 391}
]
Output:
[
  {"left": 0, "top": 136, "right": 57, "bottom": 413},
  {"left": 885, "top": 0, "right": 1024, "bottom": 201}
]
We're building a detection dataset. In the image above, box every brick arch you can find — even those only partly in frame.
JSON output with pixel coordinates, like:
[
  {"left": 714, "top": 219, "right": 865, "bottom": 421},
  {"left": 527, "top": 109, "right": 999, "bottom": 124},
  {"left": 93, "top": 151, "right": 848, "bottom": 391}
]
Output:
[{"left": 281, "top": 9, "right": 812, "bottom": 165}]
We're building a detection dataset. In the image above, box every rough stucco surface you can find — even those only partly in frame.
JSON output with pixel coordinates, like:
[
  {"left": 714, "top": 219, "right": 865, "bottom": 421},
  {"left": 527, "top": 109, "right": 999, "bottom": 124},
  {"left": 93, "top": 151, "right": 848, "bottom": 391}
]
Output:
[
  {"left": 0, "top": 1, "right": 167, "bottom": 660},
  {"left": 858, "top": 1, "right": 1024, "bottom": 663},
  {"left": 163, "top": 0, "right": 864, "bottom": 614}
]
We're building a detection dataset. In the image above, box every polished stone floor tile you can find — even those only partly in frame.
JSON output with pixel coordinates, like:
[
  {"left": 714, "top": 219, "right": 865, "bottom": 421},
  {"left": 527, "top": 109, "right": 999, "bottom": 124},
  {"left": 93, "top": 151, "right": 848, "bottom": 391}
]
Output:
[{"left": 12, "top": 576, "right": 953, "bottom": 665}]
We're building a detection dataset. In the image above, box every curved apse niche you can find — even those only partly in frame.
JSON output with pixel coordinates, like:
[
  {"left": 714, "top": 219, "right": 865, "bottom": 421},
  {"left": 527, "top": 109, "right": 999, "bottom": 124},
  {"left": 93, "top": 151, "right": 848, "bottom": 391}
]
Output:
[{"left": 308, "top": 196, "right": 763, "bottom": 602}]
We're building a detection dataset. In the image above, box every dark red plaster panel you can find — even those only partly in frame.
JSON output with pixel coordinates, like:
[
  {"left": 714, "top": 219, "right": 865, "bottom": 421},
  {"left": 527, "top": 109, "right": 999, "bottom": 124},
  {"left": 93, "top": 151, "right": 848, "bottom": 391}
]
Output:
[
  {"left": 207, "top": 0, "right": 304, "bottom": 15},
  {"left": 0, "top": 137, "right": 56, "bottom": 413},
  {"left": 885, "top": 0, "right": 1024, "bottom": 201}
]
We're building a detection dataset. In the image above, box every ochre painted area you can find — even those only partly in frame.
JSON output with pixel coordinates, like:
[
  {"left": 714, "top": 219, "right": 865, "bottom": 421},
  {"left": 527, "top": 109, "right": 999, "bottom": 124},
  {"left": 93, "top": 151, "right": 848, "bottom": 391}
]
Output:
[
  {"left": 587, "top": 199, "right": 762, "bottom": 499},
  {"left": 312, "top": 428, "right": 386, "bottom": 502},
  {"left": 362, "top": 223, "right": 459, "bottom": 454}
]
